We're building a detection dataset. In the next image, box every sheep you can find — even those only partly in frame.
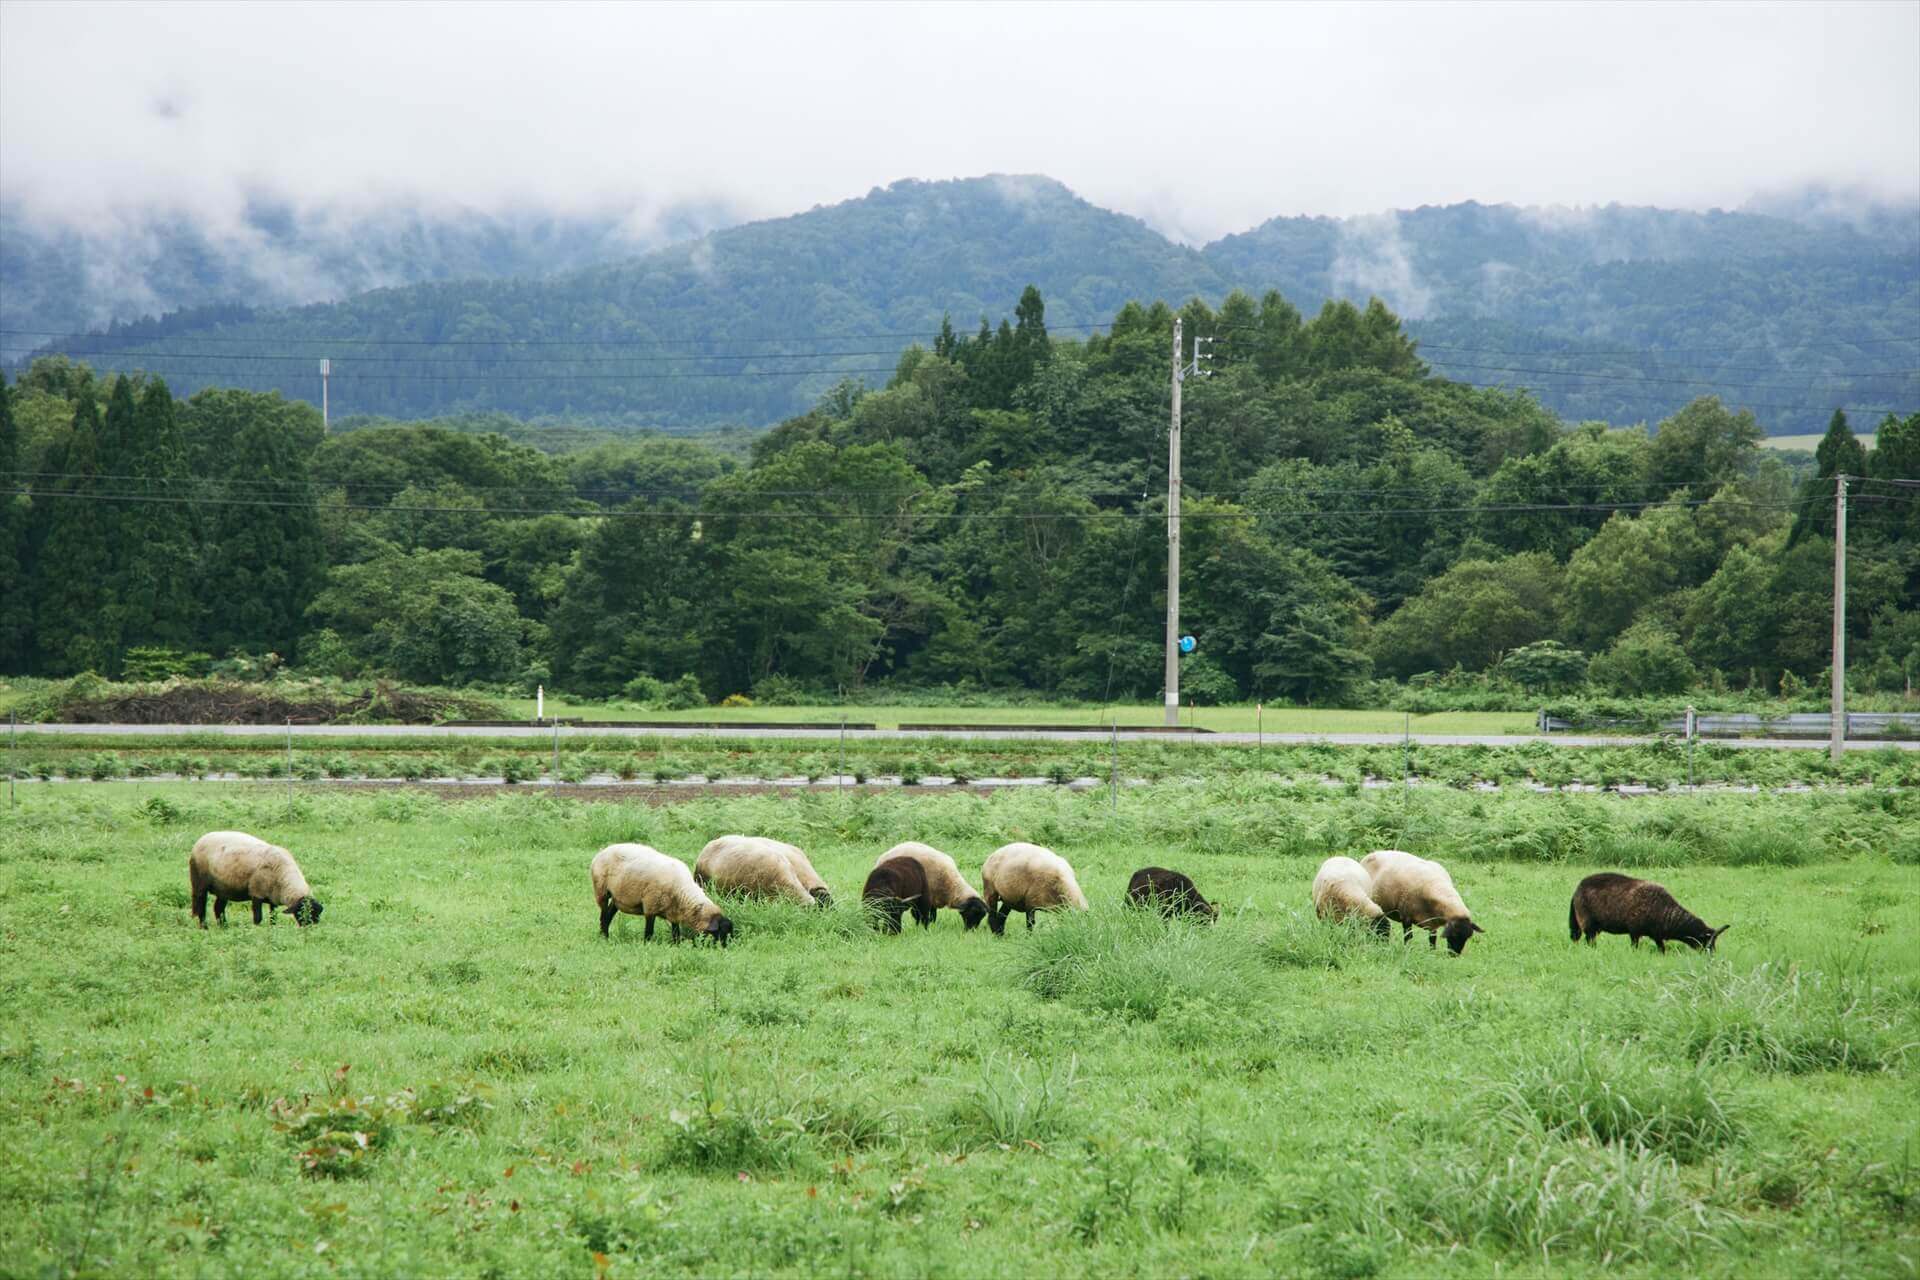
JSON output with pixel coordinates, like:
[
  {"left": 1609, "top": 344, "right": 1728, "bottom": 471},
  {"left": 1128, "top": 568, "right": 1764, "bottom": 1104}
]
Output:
[
  {"left": 694, "top": 835, "right": 831, "bottom": 907},
  {"left": 872, "top": 842, "right": 988, "bottom": 929},
  {"left": 1569, "top": 873, "right": 1729, "bottom": 953},
  {"left": 1360, "top": 849, "right": 1483, "bottom": 954},
  {"left": 1126, "top": 866, "right": 1217, "bottom": 922},
  {"left": 1310, "top": 856, "right": 1389, "bottom": 936},
  {"left": 862, "top": 856, "right": 933, "bottom": 934},
  {"left": 981, "top": 842, "right": 1089, "bottom": 935},
  {"left": 189, "top": 831, "right": 323, "bottom": 928},
  {"left": 592, "top": 843, "right": 733, "bottom": 946}
]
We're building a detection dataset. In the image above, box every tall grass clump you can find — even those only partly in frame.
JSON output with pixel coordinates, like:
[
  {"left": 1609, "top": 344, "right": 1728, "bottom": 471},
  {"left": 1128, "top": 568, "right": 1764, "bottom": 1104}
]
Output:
[
  {"left": 655, "top": 1052, "right": 814, "bottom": 1175},
  {"left": 1618, "top": 958, "right": 1918, "bottom": 1075},
  {"left": 1490, "top": 1038, "right": 1746, "bottom": 1161},
  {"left": 1007, "top": 907, "right": 1264, "bottom": 1022},
  {"left": 948, "top": 1053, "right": 1079, "bottom": 1148}
]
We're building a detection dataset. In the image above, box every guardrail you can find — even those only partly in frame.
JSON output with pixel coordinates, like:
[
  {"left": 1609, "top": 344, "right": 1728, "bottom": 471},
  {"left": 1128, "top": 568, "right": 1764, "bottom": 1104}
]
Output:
[{"left": 1538, "top": 710, "right": 1920, "bottom": 739}]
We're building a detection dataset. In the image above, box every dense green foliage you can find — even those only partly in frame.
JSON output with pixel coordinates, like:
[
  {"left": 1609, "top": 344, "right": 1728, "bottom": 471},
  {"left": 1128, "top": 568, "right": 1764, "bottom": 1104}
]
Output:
[
  {"left": 13, "top": 178, "right": 1913, "bottom": 434},
  {"left": 1, "top": 783, "right": 1915, "bottom": 1276},
  {"left": 2, "top": 280, "right": 1914, "bottom": 703}
]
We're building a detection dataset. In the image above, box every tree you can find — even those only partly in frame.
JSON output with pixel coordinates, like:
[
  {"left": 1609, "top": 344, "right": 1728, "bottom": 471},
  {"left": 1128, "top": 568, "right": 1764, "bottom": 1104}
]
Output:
[
  {"left": 1371, "top": 553, "right": 1563, "bottom": 676},
  {"left": 306, "top": 548, "right": 526, "bottom": 685},
  {"left": 1498, "top": 640, "right": 1589, "bottom": 693},
  {"left": 32, "top": 396, "right": 112, "bottom": 673},
  {"left": 1588, "top": 623, "right": 1696, "bottom": 696},
  {"left": 0, "top": 377, "right": 29, "bottom": 671},
  {"left": 1790, "top": 409, "right": 1872, "bottom": 546},
  {"left": 547, "top": 505, "right": 710, "bottom": 696}
]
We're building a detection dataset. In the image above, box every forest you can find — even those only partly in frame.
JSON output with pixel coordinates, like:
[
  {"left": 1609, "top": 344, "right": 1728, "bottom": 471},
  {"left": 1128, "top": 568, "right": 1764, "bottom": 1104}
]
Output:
[
  {"left": 1, "top": 286, "right": 1916, "bottom": 706},
  {"left": 9, "top": 177, "right": 1917, "bottom": 435}
]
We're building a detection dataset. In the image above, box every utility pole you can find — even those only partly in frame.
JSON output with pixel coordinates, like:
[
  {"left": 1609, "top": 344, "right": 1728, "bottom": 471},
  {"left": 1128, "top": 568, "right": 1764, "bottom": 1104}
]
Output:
[
  {"left": 1831, "top": 473, "right": 1848, "bottom": 764},
  {"left": 1164, "top": 322, "right": 1211, "bottom": 726},
  {"left": 320, "top": 359, "right": 331, "bottom": 431}
]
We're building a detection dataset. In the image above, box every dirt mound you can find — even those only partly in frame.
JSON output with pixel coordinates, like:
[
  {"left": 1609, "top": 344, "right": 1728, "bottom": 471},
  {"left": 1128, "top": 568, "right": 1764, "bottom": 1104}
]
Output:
[{"left": 39, "top": 678, "right": 504, "bottom": 725}]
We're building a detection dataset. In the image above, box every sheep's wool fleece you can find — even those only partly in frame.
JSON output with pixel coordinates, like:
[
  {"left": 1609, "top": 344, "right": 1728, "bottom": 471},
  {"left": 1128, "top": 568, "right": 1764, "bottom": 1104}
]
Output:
[
  {"left": 594, "top": 843, "right": 721, "bottom": 927},
  {"left": 982, "top": 842, "right": 1089, "bottom": 911},
  {"left": 190, "top": 831, "right": 311, "bottom": 907},
  {"left": 696, "top": 836, "right": 814, "bottom": 905},
  {"left": 874, "top": 841, "right": 982, "bottom": 909},
  {"left": 1311, "top": 856, "right": 1384, "bottom": 922},
  {"left": 1361, "top": 849, "right": 1471, "bottom": 925}
]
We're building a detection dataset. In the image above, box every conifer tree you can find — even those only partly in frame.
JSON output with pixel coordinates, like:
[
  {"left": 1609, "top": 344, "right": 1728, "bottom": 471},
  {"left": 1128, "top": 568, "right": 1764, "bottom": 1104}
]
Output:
[
  {"left": 0, "top": 377, "right": 29, "bottom": 671},
  {"left": 33, "top": 396, "right": 112, "bottom": 673}
]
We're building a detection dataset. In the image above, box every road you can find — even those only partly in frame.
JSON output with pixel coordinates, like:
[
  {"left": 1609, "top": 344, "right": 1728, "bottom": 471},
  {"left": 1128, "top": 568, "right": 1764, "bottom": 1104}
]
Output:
[{"left": 12, "top": 723, "right": 1918, "bottom": 750}]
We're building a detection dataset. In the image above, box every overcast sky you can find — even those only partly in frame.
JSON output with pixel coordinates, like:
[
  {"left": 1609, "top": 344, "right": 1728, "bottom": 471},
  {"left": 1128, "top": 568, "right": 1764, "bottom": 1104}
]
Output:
[{"left": 2, "top": 0, "right": 1916, "bottom": 242}]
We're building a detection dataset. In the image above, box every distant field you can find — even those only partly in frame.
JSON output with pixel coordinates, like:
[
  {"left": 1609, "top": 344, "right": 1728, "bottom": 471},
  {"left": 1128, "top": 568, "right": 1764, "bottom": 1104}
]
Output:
[
  {"left": 1, "top": 782, "right": 1914, "bottom": 1277},
  {"left": 501, "top": 699, "right": 1539, "bottom": 736},
  {"left": 1764, "top": 432, "right": 1876, "bottom": 451}
]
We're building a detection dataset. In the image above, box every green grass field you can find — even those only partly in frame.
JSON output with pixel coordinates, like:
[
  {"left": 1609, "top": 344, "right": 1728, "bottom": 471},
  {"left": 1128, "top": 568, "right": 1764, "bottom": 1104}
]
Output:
[
  {"left": 3, "top": 783, "right": 1916, "bottom": 1277},
  {"left": 499, "top": 698, "right": 1539, "bottom": 735}
]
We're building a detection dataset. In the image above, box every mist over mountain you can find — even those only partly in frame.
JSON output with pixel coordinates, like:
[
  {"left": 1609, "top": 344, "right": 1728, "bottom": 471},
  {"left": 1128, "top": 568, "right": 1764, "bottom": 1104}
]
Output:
[{"left": 6, "top": 176, "right": 1916, "bottom": 433}]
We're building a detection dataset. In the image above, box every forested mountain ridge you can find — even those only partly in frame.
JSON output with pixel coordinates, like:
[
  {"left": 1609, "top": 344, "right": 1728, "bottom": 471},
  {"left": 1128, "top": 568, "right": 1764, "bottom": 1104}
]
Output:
[
  {"left": 7, "top": 176, "right": 1916, "bottom": 433},
  {"left": 0, "top": 196, "right": 735, "bottom": 362}
]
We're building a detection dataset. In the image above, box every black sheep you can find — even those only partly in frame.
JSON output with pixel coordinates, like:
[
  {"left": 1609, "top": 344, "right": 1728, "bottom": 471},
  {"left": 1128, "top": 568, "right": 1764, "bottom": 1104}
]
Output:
[
  {"left": 1569, "top": 873, "right": 1728, "bottom": 953},
  {"left": 863, "top": 856, "right": 934, "bottom": 934},
  {"left": 1126, "top": 866, "right": 1217, "bottom": 922}
]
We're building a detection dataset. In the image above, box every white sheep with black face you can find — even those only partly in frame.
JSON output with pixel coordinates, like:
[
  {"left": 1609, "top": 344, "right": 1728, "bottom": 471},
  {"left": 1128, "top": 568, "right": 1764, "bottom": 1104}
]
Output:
[
  {"left": 873, "top": 842, "right": 988, "bottom": 930},
  {"left": 189, "top": 831, "right": 323, "bottom": 928},
  {"left": 593, "top": 843, "right": 733, "bottom": 946},
  {"left": 981, "top": 842, "right": 1088, "bottom": 934},
  {"left": 695, "top": 835, "right": 831, "bottom": 907},
  {"left": 1360, "top": 850, "right": 1483, "bottom": 955}
]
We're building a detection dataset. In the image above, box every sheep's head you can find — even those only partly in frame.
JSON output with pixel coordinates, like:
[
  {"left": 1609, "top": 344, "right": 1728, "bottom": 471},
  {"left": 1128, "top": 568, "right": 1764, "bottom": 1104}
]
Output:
[
  {"left": 704, "top": 915, "right": 734, "bottom": 948},
  {"left": 289, "top": 897, "right": 324, "bottom": 926},
  {"left": 809, "top": 887, "right": 833, "bottom": 908},
  {"left": 1442, "top": 918, "right": 1483, "bottom": 955},
  {"left": 1369, "top": 914, "right": 1391, "bottom": 939},
  {"left": 1203, "top": 899, "right": 1220, "bottom": 924},
  {"left": 1684, "top": 922, "right": 1730, "bottom": 952},
  {"left": 958, "top": 897, "right": 988, "bottom": 930}
]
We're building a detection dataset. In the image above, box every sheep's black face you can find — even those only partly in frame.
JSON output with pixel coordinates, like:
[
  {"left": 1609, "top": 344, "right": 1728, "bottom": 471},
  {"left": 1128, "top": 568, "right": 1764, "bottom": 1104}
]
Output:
[
  {"left": 958, "top": 898, "right": 988, "bottom": 931},
  {"left": 1370, "top": 915, "right": 1392, "bottom": 939},
  {"left": 291, "top": 897, "right": 324, "bottom": 926},
  {"left": 1443, "top": 918, "right": 1482, "bottom": 955},
  {"left": 1685, "top": 923, "right": 1729, "bottom": 952},
  {"left": 706, "top": 916, "right": 734, "bottom": 948}
]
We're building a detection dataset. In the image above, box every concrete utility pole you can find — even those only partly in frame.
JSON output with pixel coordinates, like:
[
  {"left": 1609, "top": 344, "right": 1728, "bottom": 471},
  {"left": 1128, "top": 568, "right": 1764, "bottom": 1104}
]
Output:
[
  {"left": 1164, "top": 322, "right": 1212, "bottom": 726},
  {"left": 1831, "top": 473, "right": 1848, "bottom": 763},
  {"left": 1165, "top": 318, "right": 1182, "bottom": 726},
  {"left": 320, "top": 359, "right": 331, "bottom": 431}
]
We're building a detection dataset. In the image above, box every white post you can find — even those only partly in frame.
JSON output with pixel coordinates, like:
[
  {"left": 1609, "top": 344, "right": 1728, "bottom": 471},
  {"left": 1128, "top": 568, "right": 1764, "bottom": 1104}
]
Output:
[
  {"left": 320, "top": 359, "right": 330, "bottom": 431},
  {"left": 1256, "top": 701, "right": 1262, "bottom": 751},
  {"left": 1165, "top": 316, "right": 1182, "bottom": 727},
  {"left": 1832, "top": 474, "right": 1848, "bottom": 764},
  {"left": 1109, "top": 723, "right": 1119, "bottom": 814}
]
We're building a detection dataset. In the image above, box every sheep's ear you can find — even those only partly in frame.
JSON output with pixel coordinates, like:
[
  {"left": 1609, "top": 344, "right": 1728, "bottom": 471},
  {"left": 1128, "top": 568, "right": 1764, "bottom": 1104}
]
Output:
[
  {"left": 1712, "top": 924, "right": 1730, "bottom": 939},
  {"left": 1471, "top": 922, "right": 1485, "bottom": 934}
]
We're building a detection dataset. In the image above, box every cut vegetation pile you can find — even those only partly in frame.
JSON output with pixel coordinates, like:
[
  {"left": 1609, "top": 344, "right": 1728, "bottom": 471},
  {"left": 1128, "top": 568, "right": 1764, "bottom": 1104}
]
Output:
[{"left": 16, "top": 676, "right": 504, "bottom": 726}]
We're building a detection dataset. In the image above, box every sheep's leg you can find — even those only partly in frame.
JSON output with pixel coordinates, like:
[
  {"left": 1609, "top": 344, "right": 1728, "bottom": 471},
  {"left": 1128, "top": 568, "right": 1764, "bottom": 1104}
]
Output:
[
  {"left": 1401, "top": 922, "right": 1413, "bottom": 943},
  {"left": 251, "top": 900, "right": 264, "bottom": 925},
  {"left": 212, "top": 896, "right": 227, "bottom": 925},
  {"left": 1629, "top": 934, "right": 1641, "bottom": 948},
  {"left": 1654, "top": 938, "right": 1666, "bottom": 954},
  {"left": 1428, "top": 929, "right": 1437, "bottom": 949},
  {"left": 670, "top": 922, "right": 682, "bottom": 944},
  {"left": 599, "top": 901, "right": 617, "bottom": 937},
  {"left": 1025, "top": 909, "right": 1036, "bottom": 931},
  {"left": 191, "top": 884, "right": 208, "bottom": 928},
  {"left": 643, "top": 915, "right": 656, "bottom": 942}
]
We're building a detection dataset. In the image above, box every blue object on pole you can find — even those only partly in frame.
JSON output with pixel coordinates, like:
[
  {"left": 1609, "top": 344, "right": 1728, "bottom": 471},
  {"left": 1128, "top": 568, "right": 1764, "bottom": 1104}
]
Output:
[{"left": 1179, "top": 635, "right": 1196, "bottom": 654}]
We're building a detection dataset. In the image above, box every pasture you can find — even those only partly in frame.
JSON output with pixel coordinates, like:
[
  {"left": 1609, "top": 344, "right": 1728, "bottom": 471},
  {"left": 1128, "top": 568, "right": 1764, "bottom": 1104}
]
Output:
[{"left": 1, "top": 781, "right": 1916, "bottom": 1278}]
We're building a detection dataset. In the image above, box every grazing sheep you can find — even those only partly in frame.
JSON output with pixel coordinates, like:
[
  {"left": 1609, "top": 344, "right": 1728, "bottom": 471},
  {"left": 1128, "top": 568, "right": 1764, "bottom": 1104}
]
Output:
[
  {"left": 189, "top": 831, "right": 323, "bottom": 928},
  {"left": 1360, "top": 849, "right": 1483, "bottom": 954},
  {"left": 872, "top": 842, "right": 988, "bottom": 929},
  {"left": 592, "top": 843, "right": 733, "bottom": 946},
  {"left": 695, "top": 835, "right": 830, "bottom": 907},
  {"left": 1310, "top": 856, "right": 1389, "bottom": 936},
  {"left": 862, "top": 856, "right": 933, "bottom": 934},
  {"left": 1569, "top": 873, "right": 1729, "bottom": 953},
  {"left": 1126, "top": 866, "right": 1217, "bottom": 921},
  {"left": 982, "top": 842, "right": 1090, "bottom": 935}
]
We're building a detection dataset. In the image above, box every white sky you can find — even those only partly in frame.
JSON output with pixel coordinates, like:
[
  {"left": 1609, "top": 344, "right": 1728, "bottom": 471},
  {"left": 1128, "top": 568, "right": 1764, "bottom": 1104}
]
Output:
[{"left": 2, "top": 0, "right": 1916, "bottom": 241}]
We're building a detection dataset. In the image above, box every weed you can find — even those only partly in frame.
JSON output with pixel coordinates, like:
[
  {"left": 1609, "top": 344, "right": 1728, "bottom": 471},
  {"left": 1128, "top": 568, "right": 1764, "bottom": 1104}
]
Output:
[
  {"left": 1491, "top": 1038, "right": 1746, "bottom": 1161},
  {"left": 950, "top": 1053, "right": 1078, "bottom": 1148}
]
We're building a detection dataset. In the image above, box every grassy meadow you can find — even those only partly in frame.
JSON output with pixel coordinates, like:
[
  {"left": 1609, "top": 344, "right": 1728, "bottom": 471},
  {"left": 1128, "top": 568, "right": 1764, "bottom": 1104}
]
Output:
[{"left": 2, "top": 781, "right": 1917, "bottom": 1278}]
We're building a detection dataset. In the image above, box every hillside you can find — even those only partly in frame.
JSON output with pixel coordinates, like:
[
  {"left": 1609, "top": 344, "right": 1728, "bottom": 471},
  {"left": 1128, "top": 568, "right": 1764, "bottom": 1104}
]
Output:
[{"left": 7, "top": 177, "right": 1917, "bottom": 432}]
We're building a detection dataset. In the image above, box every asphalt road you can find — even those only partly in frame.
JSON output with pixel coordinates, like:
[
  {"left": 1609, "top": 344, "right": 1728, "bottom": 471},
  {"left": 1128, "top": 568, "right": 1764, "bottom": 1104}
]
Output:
[{"left": 13, "top": 723, "right": 1917, "bottom": 751}]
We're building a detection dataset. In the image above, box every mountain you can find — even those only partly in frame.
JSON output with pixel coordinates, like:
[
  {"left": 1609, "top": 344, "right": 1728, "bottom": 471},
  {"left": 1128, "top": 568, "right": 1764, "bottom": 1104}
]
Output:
[
  {"left": 7, "top": 177, "right": 1916, "bottom": 432},
  {"left": 0, "top": 195, "right": 736, "bottom": 362}
]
